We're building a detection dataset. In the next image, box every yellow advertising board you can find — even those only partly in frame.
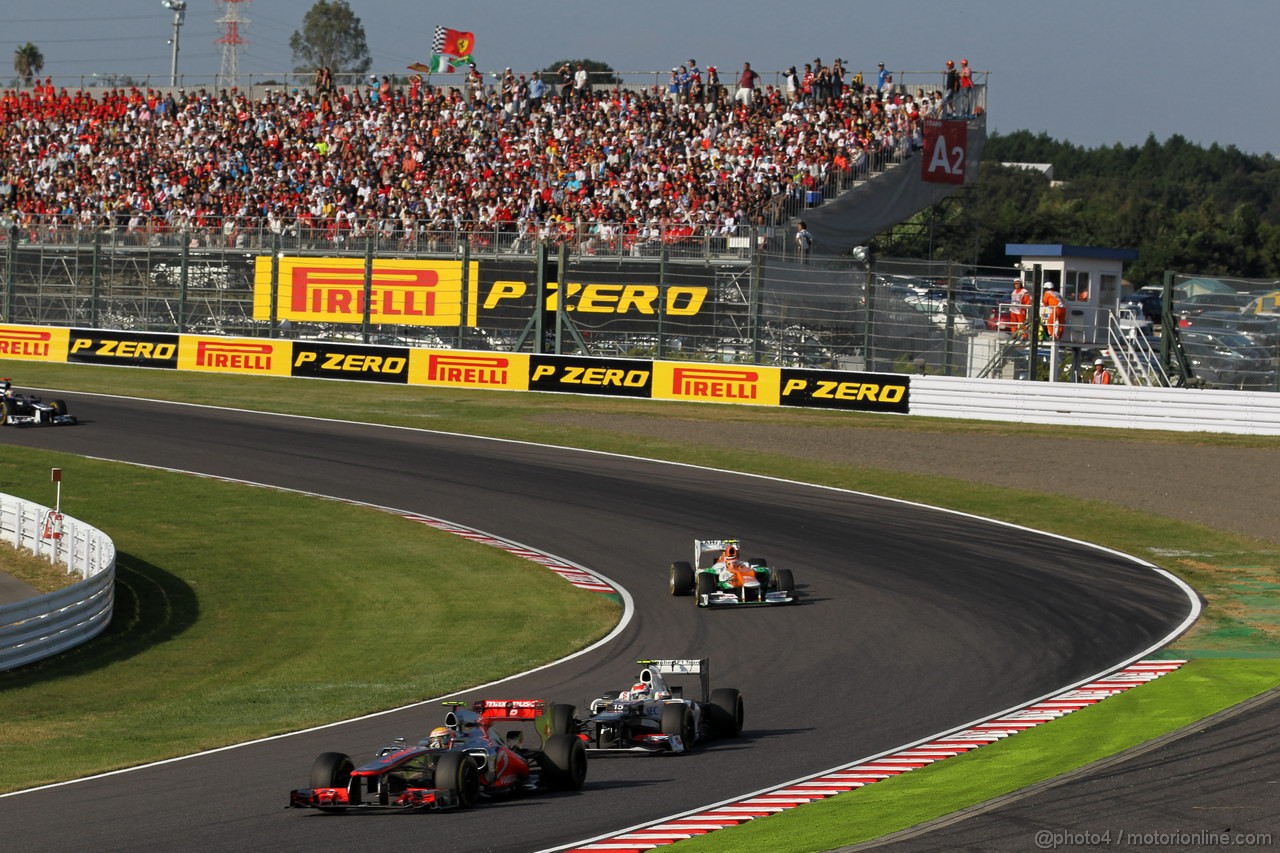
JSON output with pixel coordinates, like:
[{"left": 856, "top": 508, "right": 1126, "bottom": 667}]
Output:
[
  {"left": 178, "top": 335, "right": 293, "bottom": 377},
  {"left": 0, "top": 325, "right": 70, "bottom": 363},
  {"left": 649, "top": 361, "right": 781, "bottom": 406},
  {"left": 253, "top": 257, "right": 479, "bottom": 326},
  {"left": 410, "top": 349, "right": 530, "bottom": 392}
]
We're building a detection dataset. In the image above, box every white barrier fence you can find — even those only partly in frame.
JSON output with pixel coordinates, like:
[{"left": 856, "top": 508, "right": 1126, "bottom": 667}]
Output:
[
  {"left": 912, "top": 376, "right": 1280, "bottom": 435},
  {"left": 0, "top": 493, "right": 116, "bottom": 672}
]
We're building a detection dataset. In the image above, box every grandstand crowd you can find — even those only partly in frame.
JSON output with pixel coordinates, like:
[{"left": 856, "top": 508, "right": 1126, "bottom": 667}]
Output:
[{"left": 0, "top": 60, "right": 975, "bottom": 251}]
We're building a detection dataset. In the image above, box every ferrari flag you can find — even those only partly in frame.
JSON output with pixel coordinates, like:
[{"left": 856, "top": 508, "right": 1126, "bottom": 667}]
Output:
[{"left": 432, "top": 27, "right": 475, "bottom": 58}]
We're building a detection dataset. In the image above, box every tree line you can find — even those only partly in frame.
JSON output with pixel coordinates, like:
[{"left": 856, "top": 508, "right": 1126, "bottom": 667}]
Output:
[{"left": 890, "top": 131, "right": 1280, "bottom": 285}]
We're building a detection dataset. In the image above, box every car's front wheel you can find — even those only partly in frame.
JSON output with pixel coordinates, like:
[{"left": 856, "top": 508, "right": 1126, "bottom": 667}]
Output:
[
  {"left": 434, "top": 751, "right": 481, "bottom": 807},
  {"left": 309, "top": 751, "right": 355, "bottom": 811},
  {"left": 670, "top": 561, "right": 695, "bottom": 596},
  {"left": 695, "top": 572, "right": 716, "bottom": 606}
]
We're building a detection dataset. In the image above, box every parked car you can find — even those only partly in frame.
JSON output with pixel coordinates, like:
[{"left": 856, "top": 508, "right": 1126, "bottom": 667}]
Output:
[
  {"left": 1179, "top": 312, "right": 1280, "bottom": 352},
  {"left": 1121, "top": 288, "right": 1164, "bottom": 323},
  {"left": 1177, "top": 329, "right": 1276, "bottom": 390},
  {"left": 903, "top": 294, "right": 987, "bottom": 332},
  {"left": 1174, "top": 292, "right": 1255, "bottom": 318},
  {"left": 960, "top": 277, "right": 1017, "bottom": 302}
]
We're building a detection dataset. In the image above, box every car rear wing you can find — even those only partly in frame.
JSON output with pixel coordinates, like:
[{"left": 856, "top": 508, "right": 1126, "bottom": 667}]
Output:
[
  {"left": 694, "top": 539, "right": 740, "bottom": 567},
  {"left": 470, "top": 699, "right": 546, "bottom": 722},
  {"left": 636, "top": 658, "right": 710, "bottom": 703}
]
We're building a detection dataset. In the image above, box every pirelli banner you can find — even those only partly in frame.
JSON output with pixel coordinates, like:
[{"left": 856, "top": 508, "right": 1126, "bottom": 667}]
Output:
[
  {"left": 252, "top": 256, "right": 715, "bottom": 332},
  {"left": 0, "top": 324, "right": 909, "bottom": 415}
]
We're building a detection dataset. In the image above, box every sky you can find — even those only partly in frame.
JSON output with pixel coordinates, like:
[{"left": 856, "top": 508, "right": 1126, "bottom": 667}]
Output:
[{"left": 5, "top": 0, "right": 1278, "bottom": 156}]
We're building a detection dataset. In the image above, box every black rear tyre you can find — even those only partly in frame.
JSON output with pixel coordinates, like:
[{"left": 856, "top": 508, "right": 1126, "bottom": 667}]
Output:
[
  {"left": 0, "top": 399, "right": 16, "bottom": 425},
  {"left": 549, "top": 703, "right": 577, "bottom": 737},
  {"left": 670, "top": 561, "right": 695, "bottom": 596},
  {"left": 695, "top": 572, "right": 716, "bottom": 606},
  {"left": 434, "top": 751, "right": 481, "bottom": 808},
  {"left": 541, "top": 734, "right": 588, "bottom": 790},
  {"left": 708, "top": 688, "right": 744, "bottom": 738}
]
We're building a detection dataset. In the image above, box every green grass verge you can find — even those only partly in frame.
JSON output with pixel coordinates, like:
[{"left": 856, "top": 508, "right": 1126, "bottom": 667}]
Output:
[
  {"left": 0, "top": 449, "right": 617, "bottom": 791},
  {"left": 2, "top": 361, "right": 1278, "bottom": 847},
  {"left": 663, "top": 659, "right": 1280, "bottom": 851}
]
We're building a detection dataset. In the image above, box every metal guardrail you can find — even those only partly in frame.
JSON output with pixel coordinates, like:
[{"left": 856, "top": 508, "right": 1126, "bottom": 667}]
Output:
[
  {"left": 0, "top": 493, "right": 116, "bottom": 672},
  {"left": 911, "top": 375, "right": 1280, "bottom": 435}
]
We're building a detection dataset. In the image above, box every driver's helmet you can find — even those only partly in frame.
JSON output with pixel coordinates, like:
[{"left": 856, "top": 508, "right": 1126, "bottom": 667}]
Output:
[
  {"left": 630, "top": 681, "right": 649, "bottom": 697},
  {"left": 723, "top": 544, "right": 738, "bottom": 563},
  {"left": 428, "top": 726, "right": 454, "bottom": 749}
]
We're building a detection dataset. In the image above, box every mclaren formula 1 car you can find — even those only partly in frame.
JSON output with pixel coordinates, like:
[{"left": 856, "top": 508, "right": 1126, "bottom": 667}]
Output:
[
  {"left": 669, "top": 539, "right": 796, "bottom": 607},
  {"left": 549, "top": 658, "right": 743, "bottom": 755},
  {"left": 0, "top": 380, "right": 77, "bottom": 427},
  {"left": 289, "top": 699, "right": 587, "bottom": 812}
]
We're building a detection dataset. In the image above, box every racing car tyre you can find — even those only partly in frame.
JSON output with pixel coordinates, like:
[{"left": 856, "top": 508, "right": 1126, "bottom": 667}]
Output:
[
  {"left": 309, "top": 751, "right": 355, "bottom": 810},
  {"left": 669, "top": 561, "right": 695, "bottom": 596},
  {"left": 549, "top": 703, "right": 577, "bottom": 737},
  {"left": 434, "top": 751, "right": 481, "bottom": 808},
  {"left": 52, "top": 400, "right": 68, "bottom": 416},
  {"left": 695, "top": 572, "right": 716, "bottom": 606},
  {"left": 309, "top": 751, "right": 354, "bottom": 789},
  {"left": 0, "top": 399, "right": 15, "bottom": 424},
  {"left": 661, "top": 703, "right": 696, "bottom": 748},
  {"left": 708, "top": 688, "right": 744, "bottom": 738},
  {"left": 540, "top": 734, "right": 588, "bottom": 790},
  {"left": 772, "top": 568, "right": 795, "bottom": 595}
]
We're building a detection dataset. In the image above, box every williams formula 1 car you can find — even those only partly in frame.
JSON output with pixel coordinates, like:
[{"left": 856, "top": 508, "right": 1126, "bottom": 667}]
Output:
[
  {"left": 670, "top": 539, "right": 796, "bottom": 607},
  {"left": 289, "top": 699, "right": 587, "bottom": 812},
  {"left": 0, "top": 380, "right": 77, "bottom": 427},
  {"left": 549, "top": 658, "right": 743, "bottom": 755}
]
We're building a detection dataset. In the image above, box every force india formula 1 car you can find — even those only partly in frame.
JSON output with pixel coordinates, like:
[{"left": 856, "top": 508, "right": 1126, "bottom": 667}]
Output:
[
  {"left": 549, "top": 658, "right": 743, "bottom": 755},
  {"left": 0, "top": 380, "right": 77, "bottom": 427},
  {"left": 289, "top": 699, "right": 587, "bottom": 813},
  {"left": 669, "top": 539, "right": 796, "bottom": 607}
]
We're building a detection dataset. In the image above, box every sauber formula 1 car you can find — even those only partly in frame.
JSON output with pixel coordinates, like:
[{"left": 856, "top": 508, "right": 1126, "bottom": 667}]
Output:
[
  {"left": 289, "top": 699, "right": 587, "bottom": 813},
  {"left": 549, "top": 658, "right": 743, "bottom": 755},
  {"left": 669, "top": 539, "right": 796, "bottom": 607},
  {"left": 0, "top": 380, "right": 77, "bottom": 427}
]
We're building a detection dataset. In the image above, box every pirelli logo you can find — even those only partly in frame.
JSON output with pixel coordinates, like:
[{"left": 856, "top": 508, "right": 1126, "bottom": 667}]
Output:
[
  {"left": 673, "top": 367, "right": 759, "bottom": 400},
  {"left": 410, "top": 350, "right": 529, "bottom": 391},
  {"left": 255, "top": 257, "right": 472, "bottom": 326},
  {"left": 426, "top": 353, "right": 510, "bottom": 385},
  {"left": 0, "top": 327, "right": 54, "bottom": 359},
  {"left": 652, "top": 362, "right": 780, "bottom": 405},
  {"left": 196, "top": 340, "right": 274, "bottom": 371},
  {"left": 779, "top": 369, "right": 910, "bottom": 413},
  {"left": 290, "top": 265, "right": 437, "bottom": 317}
]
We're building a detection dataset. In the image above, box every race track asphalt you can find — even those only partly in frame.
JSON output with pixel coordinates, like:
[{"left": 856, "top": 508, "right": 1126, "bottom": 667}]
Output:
[{"left": 0, "top": 393, "right": 1195, "bottom": 852}]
